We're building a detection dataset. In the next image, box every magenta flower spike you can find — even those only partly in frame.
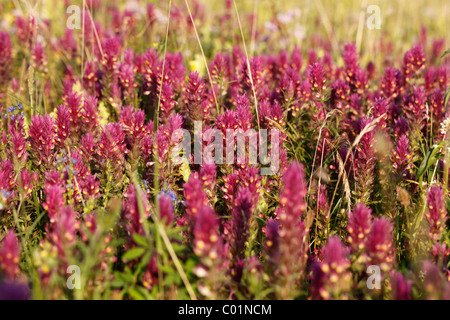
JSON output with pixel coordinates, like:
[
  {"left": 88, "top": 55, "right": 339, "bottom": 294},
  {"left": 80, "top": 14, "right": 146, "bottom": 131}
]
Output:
[
  {"left": 222, "top": 172, "right": 239, "bottom": 209},
  {"left": 55, "top": 105, "right": 71, "bottom": 147},
  {"left": 381, "top": 67, "right": 403, "bottom": 99},
  {"left": 29, "top": 114, "right": 56, "bottom": 168},
  {"left": 101, "top": 36, "right": 122, "bottom": 74},
  {"left": 8, "top": 115, "right": 28, "bottom": 167},
  {"left": 403, "top": 86, "right": 427, "bottom": 130},
  {"left": 429, "top": 88, "right": 445, "bottom": 125},
  {"left": 19, "top": 169, "right": 34, "bottom": 196},
  {"left": 31, "top": 43, "right": 47, "bottom": 71},
  {"left": 227, "top": 188, "right": 252, "bottom": 262},
  {"left": 331, "top": 80, "right": 350, "bottom": 110},
  {"left": 235, "top": 94, "right": 253, "bottom": 130},
  {"left": 184, "top": 71, "right": 207, "bottom": 121},
  {"left": 279, "top": 162, "right": 307, "bottom": 220},
  {"left": 366, "top": 217, "right": 394, "bottom": 272},
  {"left": 264, "top": 218, "right": 280, "bottom": 268},
  {"left": 0, "top": 160, "right": 14, "bottom": 197},
  {"left": 158, "top": 194, "right": 175, "bottom": 226},
  {"left": 122, "top": 185, "right": 151, "bottom": 238},
  {"left": 0, "top": 31, "right": 12, "bottom": 90},
  {"left": 342, "top": 43, "right": 359, "bottom": 89},
  {"left": 16, "top": 15, "right": 36, "bottom": 50},
  {"left": 43, "top": 184, "right": 65, "bottom": 224},
  {"left": 274, "top": 162, "right": 309, "bottom": 297},
  {"left": 0, "top": 280, "right": 30, "bottom": 300},
  {"left": 141, "top": 48, "right": 159, "bottom": 96},
  {"left": 119, "top": 62, "right": 137, "bottom": 99},
  {"left": 240, "top": 56, "right": 263, "bottom": 96},
  {"left": 392, "top": 134, "right": 413, "bottom": 178},
  {"left": 347, "top": 203, "right": 373, "bottom": 254},
  {"left": 435, "top": 66, "right": 448, "bottom": 90},
  {"left": 354, "top": 116, "right": 377, "bottom": 203},
  {"left": 308, "top": 62, "right": 326, "bottom": 97},
  {"left": 425, "top": 185, "right": 447, "bottom": 241},
  {"left": 0, "top": 231, "right": 21, "bottom": 279},
  {"left": 372, "top": 97, "right": 389, "bottom": 129},
  {"left": 421, "top": 260, "right": 449, "bottom": 299},
  {"left": 183, "top": 173, "right": 209, "bottom": 225},
  {"left": 193, "top": 205, "right": 225, "bottom": 266},
  {"left": 391, "top": 271, "right": 412, "bottom": 300},
  {"left": 160, "top": 82, "right": 176, "bottom": 122},
  {"left": 63, "top": 91, "right": 82, "bottom": 134},
  {"left": 81, "top": 95, "right": 99, "bottom": 134},
  {"left": 200, "top": 163, "right": 217, "bottom": 199},
  {"left": 119, "top": 105, "right": 147, "bottom": 148},
  {"left": 403, "top": 44, "right": 426, "bottom": 81},
  {"left": 97, "top": 123, "right": 127, "bottom": 166},
  {"left": 310, "top": 236, "right": 351, "bottom": 299},
  {"left": 315, "top": 184, "right": 330, "bottom": 242}
]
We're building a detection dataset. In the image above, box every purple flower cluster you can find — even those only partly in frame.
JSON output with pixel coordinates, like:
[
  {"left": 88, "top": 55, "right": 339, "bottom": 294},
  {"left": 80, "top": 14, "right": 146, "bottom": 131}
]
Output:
[{"left": 0, "top": 1, "right": 448, "bottom": 300}]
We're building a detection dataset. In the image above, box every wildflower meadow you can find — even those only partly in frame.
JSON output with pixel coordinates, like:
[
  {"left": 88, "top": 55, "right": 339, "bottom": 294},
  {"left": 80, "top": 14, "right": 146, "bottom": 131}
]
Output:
[{"left": 0, "top": 0, "right": 449, "bottom": 301}]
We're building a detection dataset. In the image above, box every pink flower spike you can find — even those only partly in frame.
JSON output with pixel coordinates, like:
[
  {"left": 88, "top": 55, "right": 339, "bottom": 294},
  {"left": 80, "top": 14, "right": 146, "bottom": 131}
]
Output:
[{"left": 0, "top": 231, "right": 21, "bottom": 279}]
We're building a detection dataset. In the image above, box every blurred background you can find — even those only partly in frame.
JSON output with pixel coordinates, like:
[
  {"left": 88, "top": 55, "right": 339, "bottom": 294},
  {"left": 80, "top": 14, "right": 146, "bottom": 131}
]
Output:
[
  {"left": 2, "top": 0, "right": 449, "bottom": 55},
  {"left": 0, "top": 0, "right": 448, "bottom": 86}
]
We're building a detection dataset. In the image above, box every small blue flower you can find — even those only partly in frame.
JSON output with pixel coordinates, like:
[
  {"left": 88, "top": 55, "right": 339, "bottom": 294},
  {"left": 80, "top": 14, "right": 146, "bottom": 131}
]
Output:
[
  {"left": 55, "top": 156, "right": 68, "bottom": 165},
  {"left": 157, "top": 188, "right": 179, "bottom": 208},
  {"left": 0, "top": 190, "right": 12, "bottom": 198},
  {"left": 17, "top": 103, "right": 23, "bottom": 110},
  {"left": 7, "top": 105, "right": 16, "bottom": 113},
  {"left": 143, "top": 180, "right": 151, "bottom": 194}
]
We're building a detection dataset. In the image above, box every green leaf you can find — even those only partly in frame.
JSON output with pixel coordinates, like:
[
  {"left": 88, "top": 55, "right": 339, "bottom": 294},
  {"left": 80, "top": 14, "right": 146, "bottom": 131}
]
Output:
[
  {"left": 256, "top": 194, "right": 268, "bottom": 215},
  {"left": 113, "top": 270, "right": 133, "bottom": 283},
  {"left": 440, "top": 49, "right": 450, "bottom": 58},
  {"left": 132, "top": 234, "right": 149, "bottom": 248},
  {"left": 136, "top": 251, "right": 152, "bottom": 270},
  {"left": 164, "top": 272, "right": 182, "bottom": 286},
  {"left": 446, "top": 198, "right": 450, "bottom": 213},
  {"left": 417, "top": 141, "right": 445, "bottom": 179},
  {"left": 170, "top": 242, "right": 185, "bottom": 253},
  {"left": 122, "top": 247, "right": 146, "bottom": 262},
  {"left": 110, "top": 280, "right": 127, "bottom": 288},
  {"left": 445, "top": 86, "right": 450, "bottom": 110},
  {"left": 128, "top": 287, "right": 146, "bottom": 300},
  {"left": 133, "top": 286, "right": 154, "bottom": 300}
]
